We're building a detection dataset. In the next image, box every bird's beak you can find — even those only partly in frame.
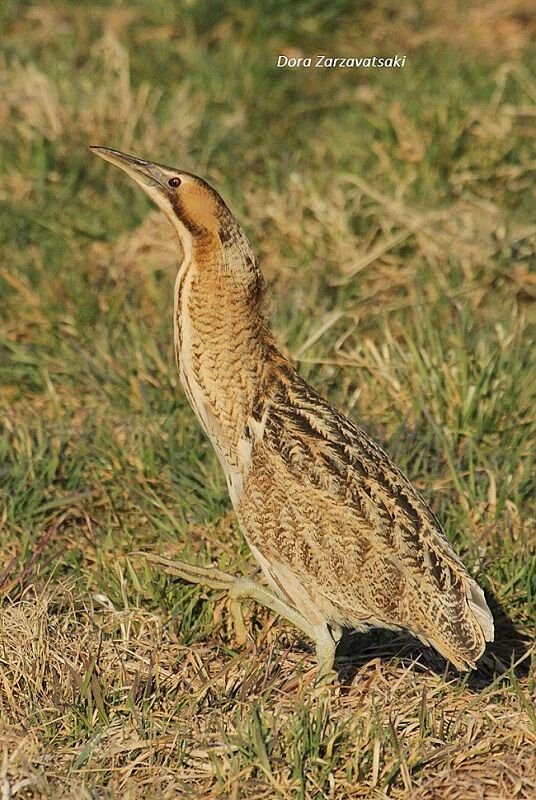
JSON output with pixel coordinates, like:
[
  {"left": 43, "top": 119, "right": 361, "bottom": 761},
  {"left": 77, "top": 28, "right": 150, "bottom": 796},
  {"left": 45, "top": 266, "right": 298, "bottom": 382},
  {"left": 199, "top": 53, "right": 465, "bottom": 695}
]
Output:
[{"left": 89, "top": 146, "right": 169, "bottom": 191}]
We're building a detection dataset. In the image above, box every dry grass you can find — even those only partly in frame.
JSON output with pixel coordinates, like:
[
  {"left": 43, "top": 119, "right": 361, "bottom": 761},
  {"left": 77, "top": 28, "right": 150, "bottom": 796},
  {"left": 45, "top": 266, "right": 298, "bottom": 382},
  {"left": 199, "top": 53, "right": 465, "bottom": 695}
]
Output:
[
  {"left": 1, "top": 1, "right": 535, "bottom": 797},
  {"left": 0, "top": 582, "right": 534, "bottom": 799}
]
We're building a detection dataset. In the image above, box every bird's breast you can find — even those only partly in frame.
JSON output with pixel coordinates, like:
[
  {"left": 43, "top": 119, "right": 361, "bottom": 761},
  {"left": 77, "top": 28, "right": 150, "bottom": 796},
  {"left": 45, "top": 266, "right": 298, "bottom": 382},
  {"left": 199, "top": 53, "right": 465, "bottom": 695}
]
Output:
[{"left": 173, "top": 265, "right": 267, "bottom": 507}]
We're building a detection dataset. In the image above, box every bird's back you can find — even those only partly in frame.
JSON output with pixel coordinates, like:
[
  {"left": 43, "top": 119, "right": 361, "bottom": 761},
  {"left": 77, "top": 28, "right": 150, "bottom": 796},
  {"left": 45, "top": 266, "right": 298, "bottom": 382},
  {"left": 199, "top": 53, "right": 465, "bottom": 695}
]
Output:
[{"left": 238, "top": 358, "right": 494, "bottom": 670}]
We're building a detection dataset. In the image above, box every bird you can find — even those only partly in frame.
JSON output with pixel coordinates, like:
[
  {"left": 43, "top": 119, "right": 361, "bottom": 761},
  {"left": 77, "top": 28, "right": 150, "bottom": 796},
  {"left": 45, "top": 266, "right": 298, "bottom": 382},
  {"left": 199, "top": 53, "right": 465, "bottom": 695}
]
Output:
[{"left": 90, "top": 146, "right": 494, "bottom": 681}]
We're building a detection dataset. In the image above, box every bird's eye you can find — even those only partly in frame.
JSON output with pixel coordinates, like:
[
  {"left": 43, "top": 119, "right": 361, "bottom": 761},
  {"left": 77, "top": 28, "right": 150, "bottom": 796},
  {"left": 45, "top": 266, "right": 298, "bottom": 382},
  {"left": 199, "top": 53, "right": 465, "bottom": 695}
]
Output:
[{"left": 168, "top": 177, "right": 181, "bottom": 188}]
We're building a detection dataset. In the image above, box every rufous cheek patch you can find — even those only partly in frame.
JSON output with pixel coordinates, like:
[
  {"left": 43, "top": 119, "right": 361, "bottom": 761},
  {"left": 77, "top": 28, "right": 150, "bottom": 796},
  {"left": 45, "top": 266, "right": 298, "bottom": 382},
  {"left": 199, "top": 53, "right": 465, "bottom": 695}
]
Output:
[{"left": 181, "top": 183, "right": 220, "bottom": 235}]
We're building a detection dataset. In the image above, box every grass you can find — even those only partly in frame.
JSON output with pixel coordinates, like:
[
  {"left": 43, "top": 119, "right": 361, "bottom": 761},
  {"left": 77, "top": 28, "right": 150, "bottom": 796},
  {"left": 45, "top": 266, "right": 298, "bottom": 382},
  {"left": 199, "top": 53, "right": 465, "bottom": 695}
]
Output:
[{"left": 1, "top": 0, "right": 536, "bottom": 797}]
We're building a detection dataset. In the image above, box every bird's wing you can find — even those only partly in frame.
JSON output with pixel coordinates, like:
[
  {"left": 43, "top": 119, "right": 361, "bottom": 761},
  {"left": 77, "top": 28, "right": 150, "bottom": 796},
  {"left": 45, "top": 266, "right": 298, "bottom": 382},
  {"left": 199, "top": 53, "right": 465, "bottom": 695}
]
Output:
[{"left": 245, "top": 369, "right": 493, "bottom": 668}]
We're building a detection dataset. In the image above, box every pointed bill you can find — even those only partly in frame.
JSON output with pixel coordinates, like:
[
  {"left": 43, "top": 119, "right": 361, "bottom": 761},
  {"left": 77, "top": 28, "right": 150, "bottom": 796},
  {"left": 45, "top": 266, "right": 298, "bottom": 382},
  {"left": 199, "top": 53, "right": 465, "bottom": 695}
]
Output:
[{"left": 89, "top": 146, "right": 172, "bottom": 191}]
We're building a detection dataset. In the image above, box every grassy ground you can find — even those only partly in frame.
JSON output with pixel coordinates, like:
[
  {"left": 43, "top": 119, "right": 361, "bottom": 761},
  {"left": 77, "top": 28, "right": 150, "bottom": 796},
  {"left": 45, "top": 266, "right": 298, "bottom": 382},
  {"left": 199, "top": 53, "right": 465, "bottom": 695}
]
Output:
[{"left": 1, "top": 1, "right": 536, "bottom": 797}]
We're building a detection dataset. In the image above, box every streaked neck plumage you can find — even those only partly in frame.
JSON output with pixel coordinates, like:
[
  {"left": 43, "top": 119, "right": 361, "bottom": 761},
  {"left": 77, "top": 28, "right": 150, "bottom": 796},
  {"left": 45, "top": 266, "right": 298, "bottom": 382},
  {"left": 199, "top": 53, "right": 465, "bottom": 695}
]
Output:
[{"left": 173, "top": 223, "right": 272, "bottom": 475}]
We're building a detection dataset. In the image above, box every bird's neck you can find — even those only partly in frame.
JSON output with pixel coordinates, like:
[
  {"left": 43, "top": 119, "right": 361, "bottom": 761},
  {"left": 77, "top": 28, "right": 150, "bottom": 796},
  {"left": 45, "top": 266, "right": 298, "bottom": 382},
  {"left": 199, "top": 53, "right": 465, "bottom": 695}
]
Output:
[{"left": 173, "top": 253, "right": 273, "bottom": 470}]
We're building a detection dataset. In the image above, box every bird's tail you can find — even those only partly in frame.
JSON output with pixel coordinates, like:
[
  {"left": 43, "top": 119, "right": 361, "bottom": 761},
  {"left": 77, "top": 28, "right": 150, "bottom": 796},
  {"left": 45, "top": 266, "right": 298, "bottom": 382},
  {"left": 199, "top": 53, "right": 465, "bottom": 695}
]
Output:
[{"left": 418, "top": 575, "right": 494, "bottom": 671}]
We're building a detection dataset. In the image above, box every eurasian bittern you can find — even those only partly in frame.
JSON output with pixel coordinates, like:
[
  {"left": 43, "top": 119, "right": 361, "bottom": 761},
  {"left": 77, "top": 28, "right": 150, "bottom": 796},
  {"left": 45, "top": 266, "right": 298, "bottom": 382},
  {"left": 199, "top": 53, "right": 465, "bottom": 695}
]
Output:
[{"left": 90, "top": 146, "right": 494, "bottom": 680}]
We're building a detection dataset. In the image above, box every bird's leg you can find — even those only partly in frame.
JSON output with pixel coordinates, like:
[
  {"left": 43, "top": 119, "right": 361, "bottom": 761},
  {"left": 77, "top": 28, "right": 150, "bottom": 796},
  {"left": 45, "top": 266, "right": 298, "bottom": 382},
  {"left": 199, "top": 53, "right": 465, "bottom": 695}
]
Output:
[
  {"left": 138, "top": 553, "right": 341, "bottom": 681},
  {"left": 228, "top": 577, "right": 316, "bottom": 642},
  {"left": 140, "top": 553, "right": 238, "bottom": 589},
  {"left": 314, "top": 623, "right": 343, "bottom": 685},
  {"left": 138, "top": 553, "right": 314, "bottom": 643}
]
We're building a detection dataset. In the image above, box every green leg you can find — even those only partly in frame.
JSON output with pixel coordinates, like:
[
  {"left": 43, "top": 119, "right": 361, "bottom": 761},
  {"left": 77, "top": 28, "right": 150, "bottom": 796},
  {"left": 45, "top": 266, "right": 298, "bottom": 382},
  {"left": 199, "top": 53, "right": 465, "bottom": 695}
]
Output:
[
  {"left": 314, "top": 623, "right": 343, "bottom": 685},
  {"left": 138, "top": 553, "right": 314, "bottom": 640},
  {"left": 228, "top": 577, "right": 315, "bottom": 640},
  {"left": 138, "top": 553, "right": 340, "bottom": 681}
]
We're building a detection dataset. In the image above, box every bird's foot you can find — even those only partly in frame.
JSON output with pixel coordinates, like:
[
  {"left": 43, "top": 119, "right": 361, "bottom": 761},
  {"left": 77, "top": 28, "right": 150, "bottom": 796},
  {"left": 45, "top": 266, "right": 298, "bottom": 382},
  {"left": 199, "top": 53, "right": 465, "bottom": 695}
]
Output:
[
  {"left": 138, "top": 552, "right": 237, "bottom": 589},
  {"left": 313, "top": 623, "right": 343, "bottom": 686},
  {"left": 136, "top": 553, "right": 315, "bottom": 645},
  {"left": 137, "top": 553, "right": 344, "bottom": 684}
]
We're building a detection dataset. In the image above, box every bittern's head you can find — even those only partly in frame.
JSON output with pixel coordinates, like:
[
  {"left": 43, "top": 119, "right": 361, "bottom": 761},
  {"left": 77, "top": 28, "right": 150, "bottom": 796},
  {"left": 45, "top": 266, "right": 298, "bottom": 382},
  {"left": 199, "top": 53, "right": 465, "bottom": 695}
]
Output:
[{"left": 90, "top": 146, "right": 247, "bottom": 269}]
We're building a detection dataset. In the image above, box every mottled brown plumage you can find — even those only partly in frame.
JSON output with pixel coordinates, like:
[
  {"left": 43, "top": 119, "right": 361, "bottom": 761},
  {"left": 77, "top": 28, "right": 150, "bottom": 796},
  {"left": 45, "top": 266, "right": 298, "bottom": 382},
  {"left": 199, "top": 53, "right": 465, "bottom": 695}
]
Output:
[{"left": 91, "top": 146, "right": 494, "bottom": 678}]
